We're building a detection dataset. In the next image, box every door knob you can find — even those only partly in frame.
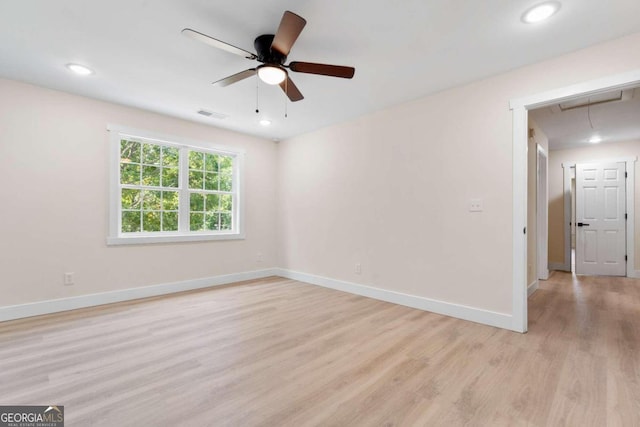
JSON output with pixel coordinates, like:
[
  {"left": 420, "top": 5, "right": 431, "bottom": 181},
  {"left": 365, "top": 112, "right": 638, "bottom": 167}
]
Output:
[{"left": 577, "top": 222, "right": 590, "bottom": 227}]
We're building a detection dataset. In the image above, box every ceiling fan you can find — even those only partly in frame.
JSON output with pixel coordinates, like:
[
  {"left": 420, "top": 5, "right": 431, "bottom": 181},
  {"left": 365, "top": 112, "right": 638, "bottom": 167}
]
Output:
[{"left": 182, "top": 11, "right": 355, "bottom": 102}]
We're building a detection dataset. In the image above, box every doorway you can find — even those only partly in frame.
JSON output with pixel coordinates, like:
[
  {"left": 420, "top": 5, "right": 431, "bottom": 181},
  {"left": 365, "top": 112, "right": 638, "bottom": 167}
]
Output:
[{"left": 510, "top": 70, "right": 640, "bottom": 333}]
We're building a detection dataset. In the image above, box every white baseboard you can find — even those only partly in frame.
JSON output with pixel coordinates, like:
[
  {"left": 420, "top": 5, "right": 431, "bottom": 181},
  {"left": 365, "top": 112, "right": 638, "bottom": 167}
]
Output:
[
  {"left": 528, "top": 280, "right": 539, "bottom": 297},
  {"left": 539, "top": 270, "right": 549, "bottom": 281},
  {"left": 1, "top": 267, "right": 518, "bottom": 332},
  {"left": 0, "top": 268, "right": 278, "bottom": 322},
  {"left": 548, "top": 262, "right": 570, "bottom": 272},
  {"left": 274, "top": 268, "right": 513, "bottom": 331}
]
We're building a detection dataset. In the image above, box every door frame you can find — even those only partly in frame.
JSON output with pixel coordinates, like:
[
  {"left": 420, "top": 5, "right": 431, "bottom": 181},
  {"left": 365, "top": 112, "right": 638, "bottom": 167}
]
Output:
[
  {"left": 510, "top": 69, "right": 640, "bottom": 333},
  {"left": 536, "top": 145, "right": 549, "bottom": 281},
  {"left": 561, "top": 158, "right": 637, "bottom": 276}
]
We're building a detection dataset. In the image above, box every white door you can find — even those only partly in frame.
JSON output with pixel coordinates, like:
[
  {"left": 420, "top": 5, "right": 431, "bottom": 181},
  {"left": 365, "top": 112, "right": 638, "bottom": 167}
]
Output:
[{"left": 575, "top": 162, "right": 626, "bottom": 276}]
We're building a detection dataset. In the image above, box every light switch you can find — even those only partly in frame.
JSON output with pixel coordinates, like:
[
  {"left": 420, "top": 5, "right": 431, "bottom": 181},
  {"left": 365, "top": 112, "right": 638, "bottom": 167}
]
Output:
[{"left": 469, "top": 198, "right": 483, "bottom": 212}]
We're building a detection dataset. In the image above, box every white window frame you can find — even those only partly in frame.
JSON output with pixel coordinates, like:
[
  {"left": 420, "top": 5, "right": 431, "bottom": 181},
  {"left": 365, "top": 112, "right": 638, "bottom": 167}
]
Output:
[{"left": 107, "top": 125, "right": 245, "bottom": 245}]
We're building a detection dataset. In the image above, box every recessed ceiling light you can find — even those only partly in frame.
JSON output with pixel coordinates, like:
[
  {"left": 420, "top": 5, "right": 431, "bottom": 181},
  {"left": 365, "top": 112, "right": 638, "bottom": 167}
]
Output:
[
  {"left": 65, "top": 63, "right": 94, "bottom": 76},
  {"left": 259, "top": 119, "right": 272, "bottom": 126},
  {"left": 522, "top": 2, "right": 561, "bottom": 24},
  {"left": 589, "top": 135, "right": 602, "bottom": 144}
]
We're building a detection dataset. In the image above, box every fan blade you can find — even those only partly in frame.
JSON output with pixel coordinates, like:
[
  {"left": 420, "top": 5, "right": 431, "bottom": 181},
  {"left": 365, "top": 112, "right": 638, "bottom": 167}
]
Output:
[
  {"left": 289, "top": 62, "right": 355, "bottom": 79},
  {"left": 271, "top": 11, "right": 306, "bottom": 56},
  {"left": 213, "top": 69, "right": 256, "bottom": 87},
  {"left": 279, "top": 77, "right": 304, "bottom": 102},
  {"left": 182, "top": 28, "right": 257, "bottom": 60}
]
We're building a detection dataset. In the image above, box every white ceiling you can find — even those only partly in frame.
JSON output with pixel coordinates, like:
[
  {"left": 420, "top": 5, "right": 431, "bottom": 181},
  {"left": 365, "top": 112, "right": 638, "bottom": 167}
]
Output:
[
  {"left": 530, "top": 88, "right": 640, "bottom": 150},
  {"left": 2, "top": 1, "right": 640, "bottom": 140}
]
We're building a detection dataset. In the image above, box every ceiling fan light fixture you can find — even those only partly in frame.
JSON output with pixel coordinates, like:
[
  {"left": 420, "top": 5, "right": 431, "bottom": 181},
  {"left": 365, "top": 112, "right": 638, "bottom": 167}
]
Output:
[
  {"left": 522, "top": 1, "right": 561, "bottom": 24},
  {"left": 258, "top": 65, "right": 286, "bottom": 85}
]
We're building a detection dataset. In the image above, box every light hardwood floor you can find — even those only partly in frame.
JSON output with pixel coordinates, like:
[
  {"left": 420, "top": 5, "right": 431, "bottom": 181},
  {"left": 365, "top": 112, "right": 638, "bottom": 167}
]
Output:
[{"left": 1, "top": 273, "right": 639, "bottom": 426}]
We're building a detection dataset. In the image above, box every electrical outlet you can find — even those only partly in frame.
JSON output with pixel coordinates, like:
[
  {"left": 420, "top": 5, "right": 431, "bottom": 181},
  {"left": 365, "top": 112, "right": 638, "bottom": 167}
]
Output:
[
  {"left": 64, "top": 272, "right": 74, "bottom": 286},
  {"left": 469, "top": 198, "right": 483, "bottom": 212},
  {"left": 256, "top": 252, "right": 263, "bottom": 262},
  {"left": 354, "top": 263, "right": 362, "bottom": 274}
]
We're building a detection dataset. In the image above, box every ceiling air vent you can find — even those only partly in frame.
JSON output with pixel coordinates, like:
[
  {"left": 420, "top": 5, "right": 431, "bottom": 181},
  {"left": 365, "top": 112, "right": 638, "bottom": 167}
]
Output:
[
  {"left": 550, "top": 89, "right": 634, "bottom": 113},
  {"left": 197, "top": 109, "right": 228, "bottom": 119}
]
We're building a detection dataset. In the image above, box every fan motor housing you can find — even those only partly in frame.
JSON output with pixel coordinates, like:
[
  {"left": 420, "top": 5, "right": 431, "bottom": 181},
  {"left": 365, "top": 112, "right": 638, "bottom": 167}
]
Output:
[{"left": 254, "top": 34, "right": 286, "bottom": 64}]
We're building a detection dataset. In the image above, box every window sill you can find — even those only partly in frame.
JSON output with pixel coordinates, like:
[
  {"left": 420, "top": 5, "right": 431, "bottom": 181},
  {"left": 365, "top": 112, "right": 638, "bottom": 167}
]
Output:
[{"left": 107, "top": 232, "right": 245, "bottom": 246}]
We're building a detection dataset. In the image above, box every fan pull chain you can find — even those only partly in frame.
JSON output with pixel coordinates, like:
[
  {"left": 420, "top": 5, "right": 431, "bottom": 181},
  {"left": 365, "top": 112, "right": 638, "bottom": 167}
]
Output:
[
  {"left": 255, "top": 76, "right": 260, "bottom": 114},
  {"left": 284, "top": 78, "right": 288, "bottom": 118}
]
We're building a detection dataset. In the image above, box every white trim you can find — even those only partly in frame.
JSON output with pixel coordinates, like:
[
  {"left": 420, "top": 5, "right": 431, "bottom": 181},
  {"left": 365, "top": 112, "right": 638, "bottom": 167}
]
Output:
[
  {"left": 630, "top": 270, "right": 640, "bottom": 279},
  {"left": 537, "top": 145, "right": 549, "bottom": 281},
  {"left": 106, "top": 124, "right": 247, "bottom": 155},
  {"left": 107, "top": 232, "right": 244, "bottom": 246},
  {"left": 107, "top": 124, "right": 246, "bottom": 245},
  {"left": 562, "top": 163, "right": 573, "bottom": 272},
  {"left": 548, "top": 262, "right": 568, "bottom": 271},
  {"left": 563, "top": 157, "right": 637, "bottom": 167},
  {"left": 275, "top": 269, "right": 513, "bottom": 331},
  {"left": 528, "top": 280, "right": 539, "bottom": 297},
  {"left": 562, "top": 157, "right": 637, "bottom": 277},
  {"left": 0, "top": 269, "right": 277, "bottom": 322},
  {"left": 510, "top": 70, "right": 640, "bottom": 110},
  {"left": 3, "top": 267, "right": 519, "bottom": 330},
  {"left": 511, "top": 69, "right": 640, "bottom": 335},
  {"left": 512, "top": 107, "right": 528, "bottom": 333},
  {"left": 626, "top": 160, "right": 636, "bottom": 277}
]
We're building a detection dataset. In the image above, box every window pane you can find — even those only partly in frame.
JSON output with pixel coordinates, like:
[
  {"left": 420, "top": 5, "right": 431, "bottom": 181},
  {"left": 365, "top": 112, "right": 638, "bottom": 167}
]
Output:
[
  {"left": 190, "top": 213, "right": 204, "bottom": 231},
  {"left": 162, "top": 146, "right": 179, "bottom": 167},
  {"left": 205, "top": 212, "right": 219, "bottom": 230},
  {"left": 205, "top": 153, "right": 219, "bottom": 172},
  {"left": 120, "top": 140, "right": 141, "bottom": 163},
  {"left": 220, "top": 194, "right": 232, "bottom": 212},
  {"left": 120, "top": 163, "right": 140, "bottom": 185},
  {"left": 121, "top": 188, "right": 142, "bottom": 210},
  {"left": 204, "top": 172, "right": 218, "bottom": 191},
  {"left": 219, "top": 156, "right": 233, "bottom": 174},
  {"left": 122, "top": 211, "right": 141, "bottom": 233},
  {"left": 220, "top": 172, "right": 232, "bottom": 192},
  {"left": 143, "top": 190, "right": 162, "bottom": 210},
  {"left": 163, "top": 191, "right": 179, "bottom": 210},
  {"left": 162, "top": 211, "right": 179, "bottom": 231},
  {"left": 142, "top": 165, "right": 161, "bottom": 186},
  {"left": 189, "top": 170, "right": 203, "bottom": 189},
  {"left": 205, "top": 194, "right": 219, "bottom": 212},
  {"left": 189, "top": 151, "right": 204, "bottom": 170},
  {"left": 142, "top": 143, "right": 161, "bottom": 165},
  {"left": 115, "top": 134, "right": 240, "bottom": 239},
  {"left": 162, "top": 167, "right": 179, "bottom": 188},
  {"left": 143, "top": 211, "right": 161, "bottom": 232},
  {"left": 220, "top": 212, "right": 232, "bottom": 230},
  {"left": 190, "top": 193, "right": 204, "bottom": 211}
]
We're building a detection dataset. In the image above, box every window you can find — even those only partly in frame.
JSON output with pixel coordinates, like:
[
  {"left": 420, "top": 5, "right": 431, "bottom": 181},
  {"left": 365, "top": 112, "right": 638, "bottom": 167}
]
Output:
[{"left": 108, "top": 126, "right": 244, "bottom": 245}]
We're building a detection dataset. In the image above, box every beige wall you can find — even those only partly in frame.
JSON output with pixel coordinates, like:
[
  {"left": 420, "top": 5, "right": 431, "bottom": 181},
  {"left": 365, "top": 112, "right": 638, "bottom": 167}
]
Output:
[
  {"left": 4, "top": 31, "right": 640, "bottom": 319},
  {"left": 548, "top": 139, "right": 640, "bottom": 267},
  {"left": 277, "top": 32, "right": 640, "bottom": 315},
  {"left": 0, "top": 79, "right": 278, "bottom": 307},
  {"left": 527, "top": 119, "right": 549, "bottom": 287}
]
